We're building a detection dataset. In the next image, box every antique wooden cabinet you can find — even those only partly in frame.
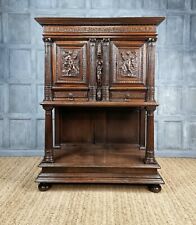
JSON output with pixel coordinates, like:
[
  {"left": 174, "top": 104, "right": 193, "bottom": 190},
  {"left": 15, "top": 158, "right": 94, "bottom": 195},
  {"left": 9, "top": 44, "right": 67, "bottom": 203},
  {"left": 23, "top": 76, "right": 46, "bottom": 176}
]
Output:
[{"left": 35, "top": 17, "right": 165, "bottom": 192}]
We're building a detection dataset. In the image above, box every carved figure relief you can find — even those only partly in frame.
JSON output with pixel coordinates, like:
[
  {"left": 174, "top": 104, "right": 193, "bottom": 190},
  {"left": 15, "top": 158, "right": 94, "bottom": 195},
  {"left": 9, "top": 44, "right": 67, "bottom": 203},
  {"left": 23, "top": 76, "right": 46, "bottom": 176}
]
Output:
[
  {"left": 61, "top": 50, "right": 80, "bottom": 77},
  {"left": 96, "top": 59, "right": 103, "bottom": 86},
  {"left": 119, "top": 50, "right": 138, "bottom": 77},
  {"left": 96, "top": 41, "right": 103, "bottom": 101}
]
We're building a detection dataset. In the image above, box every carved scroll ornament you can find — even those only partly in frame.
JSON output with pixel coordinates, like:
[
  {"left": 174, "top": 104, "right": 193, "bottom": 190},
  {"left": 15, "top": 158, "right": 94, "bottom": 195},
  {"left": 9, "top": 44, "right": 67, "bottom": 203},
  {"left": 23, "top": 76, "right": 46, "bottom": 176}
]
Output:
[{"left": 61, "top": 50, "right": 80, "bottom": 77}]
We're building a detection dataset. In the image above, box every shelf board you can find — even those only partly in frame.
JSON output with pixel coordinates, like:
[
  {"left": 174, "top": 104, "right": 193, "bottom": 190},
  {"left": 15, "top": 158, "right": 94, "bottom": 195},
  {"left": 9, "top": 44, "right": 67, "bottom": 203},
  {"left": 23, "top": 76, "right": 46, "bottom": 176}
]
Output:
[
  {"left": 39, "top": 144, "right": 160, "bottom": 169},
  {"left": 41, "top": 101, "right": 158, "bottom": 108}
]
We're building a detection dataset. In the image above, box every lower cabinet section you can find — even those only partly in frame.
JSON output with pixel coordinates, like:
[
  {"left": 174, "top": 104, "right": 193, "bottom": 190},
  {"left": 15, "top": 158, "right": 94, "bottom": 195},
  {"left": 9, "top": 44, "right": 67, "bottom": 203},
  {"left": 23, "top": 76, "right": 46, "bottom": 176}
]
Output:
[
  {"left": 36, "top": 106, "right": 164, "bottom": 193},
  {"left": 36, "top": 145, "right": 164, "bottom": 193}
]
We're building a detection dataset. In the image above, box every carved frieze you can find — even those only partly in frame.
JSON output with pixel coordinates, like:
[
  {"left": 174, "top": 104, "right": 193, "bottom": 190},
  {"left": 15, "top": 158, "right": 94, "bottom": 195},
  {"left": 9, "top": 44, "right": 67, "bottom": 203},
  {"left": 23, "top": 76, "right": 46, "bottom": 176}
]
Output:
[
  {"left": 61, "top": 50, "right": 80, "bottom": 77},
  {"left": 119, "top": 50, "right": 138, "bottom": 77},
  {"left": 44, "top": 25, "right": 155, "bottom": 34}
]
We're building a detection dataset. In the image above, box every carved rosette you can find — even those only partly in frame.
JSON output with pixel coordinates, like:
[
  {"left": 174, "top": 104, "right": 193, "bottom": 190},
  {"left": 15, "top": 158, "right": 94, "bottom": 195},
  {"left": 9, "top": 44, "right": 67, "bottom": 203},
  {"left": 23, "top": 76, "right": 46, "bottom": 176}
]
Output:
[
  {"left": 96, "top": 40, "right": 103, "bottom": 101},
  {"left": 148, "top": 37, "right": 157, "bottom": 46},
  {"left": 119, "top": 50, "right": 138, "bottom": 77},
  {"left": 61, "top": 49, "right": 80, "bottom": 77},
  {"left": 89, "top": 38, "right": 96, "bottom": 46}
]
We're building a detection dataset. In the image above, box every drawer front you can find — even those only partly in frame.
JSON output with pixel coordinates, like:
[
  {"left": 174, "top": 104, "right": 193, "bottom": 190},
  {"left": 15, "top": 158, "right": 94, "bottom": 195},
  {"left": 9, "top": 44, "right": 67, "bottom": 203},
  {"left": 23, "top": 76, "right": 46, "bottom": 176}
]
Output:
[
  {"left": 110, "top": 91, "right": 145, "bottom": 101},
  {"left": 53, "top": 91, "right": 88, "bottom": 101}
]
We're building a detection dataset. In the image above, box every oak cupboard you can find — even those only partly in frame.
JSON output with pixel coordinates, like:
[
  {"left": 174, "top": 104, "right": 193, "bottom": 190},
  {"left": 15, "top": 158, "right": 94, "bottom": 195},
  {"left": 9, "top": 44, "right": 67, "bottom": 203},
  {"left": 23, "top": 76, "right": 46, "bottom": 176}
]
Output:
[{"left": 35, "top": 17, "right": 165, "bottom": 192}]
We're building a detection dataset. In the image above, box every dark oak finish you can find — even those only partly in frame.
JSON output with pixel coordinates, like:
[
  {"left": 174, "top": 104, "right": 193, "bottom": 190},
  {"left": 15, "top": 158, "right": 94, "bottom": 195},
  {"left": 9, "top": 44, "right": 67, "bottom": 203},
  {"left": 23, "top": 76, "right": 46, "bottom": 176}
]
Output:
[{"left": 35, "top": 17, "right": 165, "bottom": 192}]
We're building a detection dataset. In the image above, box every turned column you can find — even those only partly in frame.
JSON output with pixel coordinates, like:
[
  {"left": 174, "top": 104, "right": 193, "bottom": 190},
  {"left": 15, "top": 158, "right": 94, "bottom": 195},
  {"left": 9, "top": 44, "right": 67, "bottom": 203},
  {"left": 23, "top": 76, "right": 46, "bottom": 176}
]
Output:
[
  {"left": 43, "top": 105, "right": 54, "bottom": 163},
  {"left": 89, "top": 38, "right": 97, "bottom": 101},
  {"left": 102, "top": 38, "right": 110, "bottom": 101},
  {"left": 43, "top": 37, "right": 53, "bottom": 101},
  {"left": 144, "top": 106, "right": 156, "bottom": 164},
  {"left": 146, "top": 37, "right": 156, "bottom": 102},
  {"left": 42, "top": 37, "right": 54, "bottom": 163},
  {"left": 144, "top": 37, "right": 157, "bottom": 164}
]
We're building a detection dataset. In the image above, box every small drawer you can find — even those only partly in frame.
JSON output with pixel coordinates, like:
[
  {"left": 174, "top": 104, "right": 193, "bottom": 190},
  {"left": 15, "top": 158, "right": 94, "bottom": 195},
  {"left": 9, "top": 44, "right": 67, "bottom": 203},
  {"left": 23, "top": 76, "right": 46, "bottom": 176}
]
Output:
[
  {"left": 53, "top": 91, "right": 88, "bottom": 101},
  {"left": 110, "top": 91, "right": 145, "bottom": 101}
]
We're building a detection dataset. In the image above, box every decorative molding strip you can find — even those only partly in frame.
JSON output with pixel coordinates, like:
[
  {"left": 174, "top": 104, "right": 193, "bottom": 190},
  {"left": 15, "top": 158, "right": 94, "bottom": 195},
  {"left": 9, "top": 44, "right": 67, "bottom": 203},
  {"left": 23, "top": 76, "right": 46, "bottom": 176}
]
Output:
[{"left": 44, "top": 25, "right": 156, "bottom": 34}]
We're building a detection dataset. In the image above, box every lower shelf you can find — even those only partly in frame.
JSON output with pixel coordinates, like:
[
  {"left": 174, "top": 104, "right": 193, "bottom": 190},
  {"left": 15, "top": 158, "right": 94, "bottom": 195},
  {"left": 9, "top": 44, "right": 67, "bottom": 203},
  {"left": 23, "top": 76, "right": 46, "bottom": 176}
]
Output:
[{"left": 36, "top": 144, "right": 164, "bottom": 186}]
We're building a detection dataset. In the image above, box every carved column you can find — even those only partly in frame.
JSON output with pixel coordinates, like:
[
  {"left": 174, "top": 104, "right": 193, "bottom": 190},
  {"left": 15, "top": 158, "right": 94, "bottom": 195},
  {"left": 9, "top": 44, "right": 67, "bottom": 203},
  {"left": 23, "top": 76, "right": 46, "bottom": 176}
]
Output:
[
  {"left": 146, "top": 37, "right": 156, "bottom": 102},
  {"left": 102, "top": 38, "right": 110, "bottom": 101},
  {"left": 144, "top": 107, "right": 156, "bottom": 164},
  {"left": 43, "top": 37, "right": 53, "bottom": 101},
  {"left": 96, "top": 40, "right": 103, "bottom": 101},
  {"left": 43, "top": 105, "right": 54, "bottom": 163},
  {"left": 89, "top": 38, "right": 97, "bottom": 101}
]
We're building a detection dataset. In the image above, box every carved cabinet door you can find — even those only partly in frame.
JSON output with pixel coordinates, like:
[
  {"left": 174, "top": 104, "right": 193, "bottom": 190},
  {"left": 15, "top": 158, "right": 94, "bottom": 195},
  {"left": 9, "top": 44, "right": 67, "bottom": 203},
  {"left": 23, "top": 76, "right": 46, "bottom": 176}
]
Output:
[
  {"left": 110, "top": 40, "right": 146, "bottom": 86},
  {"left": 109, "top": 40, "right": 147, "bottom": 101},
  {"left": 52, "top": 40, "right": 90, "bottom": 101},
  {"left": 53, "top": 40, "right": 89, "bottom": 86}
]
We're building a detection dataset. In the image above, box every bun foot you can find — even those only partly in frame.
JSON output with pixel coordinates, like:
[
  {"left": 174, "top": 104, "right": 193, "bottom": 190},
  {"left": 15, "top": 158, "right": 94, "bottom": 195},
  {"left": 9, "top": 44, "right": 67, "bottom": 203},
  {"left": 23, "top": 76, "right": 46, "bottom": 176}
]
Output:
[
  {"left": 38, "top": 183, "right": 51, "bottom": 191},
  {"left": 148, "top": 184, "right": 161, "bottom": 193}
]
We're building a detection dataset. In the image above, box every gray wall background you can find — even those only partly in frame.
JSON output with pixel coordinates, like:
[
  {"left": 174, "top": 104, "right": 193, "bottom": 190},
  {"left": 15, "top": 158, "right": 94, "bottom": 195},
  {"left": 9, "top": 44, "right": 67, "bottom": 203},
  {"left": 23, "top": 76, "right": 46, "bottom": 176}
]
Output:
[{"left": 0, "top": 0, "right": 196, "bottom": 157}]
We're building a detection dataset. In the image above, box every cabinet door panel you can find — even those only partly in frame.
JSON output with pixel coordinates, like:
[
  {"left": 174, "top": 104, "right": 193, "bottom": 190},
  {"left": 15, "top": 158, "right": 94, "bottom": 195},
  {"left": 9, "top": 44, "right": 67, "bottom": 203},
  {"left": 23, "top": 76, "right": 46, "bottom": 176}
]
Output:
[
  {"left": 53, "top": 40, "right": 89, "bottom": 86},
  {"left": 110, "top": 40, "right": 146, "bottom": 86}
]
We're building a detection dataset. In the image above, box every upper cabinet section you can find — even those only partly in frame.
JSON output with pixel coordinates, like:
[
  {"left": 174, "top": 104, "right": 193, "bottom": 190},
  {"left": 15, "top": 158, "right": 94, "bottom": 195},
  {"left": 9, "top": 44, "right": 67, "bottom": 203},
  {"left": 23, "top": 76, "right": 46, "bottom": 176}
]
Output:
[{"left": 36, "top": 17, "right": 165, "bottom": 103}]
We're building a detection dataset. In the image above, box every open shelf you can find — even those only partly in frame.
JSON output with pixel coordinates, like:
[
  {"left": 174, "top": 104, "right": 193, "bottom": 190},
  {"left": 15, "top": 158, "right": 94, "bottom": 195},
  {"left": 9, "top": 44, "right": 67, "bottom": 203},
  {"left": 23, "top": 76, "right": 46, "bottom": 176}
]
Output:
[
  {"left": 37, "top": 144, "right": 164, "bottom": 185},
  {"left": 41, "top": 101, "right": 158, "bottom": 108},
  {"left": 39, "top": 144, "right": 160, "bottom": 169}
]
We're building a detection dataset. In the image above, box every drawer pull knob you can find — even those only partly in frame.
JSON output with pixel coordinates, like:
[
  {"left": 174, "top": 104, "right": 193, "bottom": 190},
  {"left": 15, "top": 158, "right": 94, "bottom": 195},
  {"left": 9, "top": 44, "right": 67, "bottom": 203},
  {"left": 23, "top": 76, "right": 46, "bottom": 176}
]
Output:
[
  {"left": 125, "top": 94, "right": 131, "bottom": 101},
  {"left": 68, "top": 93, "right": 74, "bottom": 100}
]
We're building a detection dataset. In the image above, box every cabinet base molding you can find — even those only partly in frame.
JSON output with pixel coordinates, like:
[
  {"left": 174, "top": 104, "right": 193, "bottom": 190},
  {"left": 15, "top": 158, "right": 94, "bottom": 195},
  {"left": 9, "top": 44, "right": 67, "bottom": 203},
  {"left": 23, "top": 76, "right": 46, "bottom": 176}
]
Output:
[{"left": 36, "top": 145, "right": 164, "bottom": 192}]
